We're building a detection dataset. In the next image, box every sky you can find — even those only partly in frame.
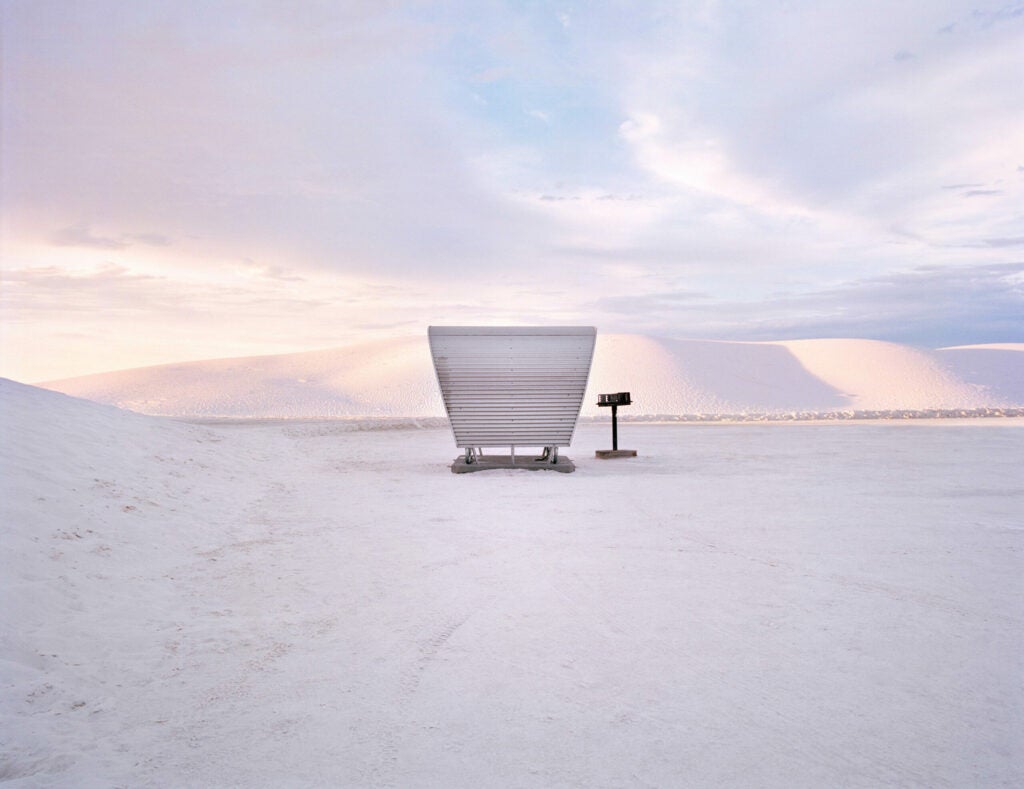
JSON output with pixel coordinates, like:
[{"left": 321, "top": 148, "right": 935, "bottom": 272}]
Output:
[{"left": 2, "top": 0, "right": 1023, "bottom": 382}]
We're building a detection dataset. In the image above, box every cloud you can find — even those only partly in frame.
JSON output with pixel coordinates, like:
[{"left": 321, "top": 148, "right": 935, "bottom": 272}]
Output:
[
  {"left": 239, "top": 259, "right": 305, "bottom": 282},
  {"left": 613, "top": 2, "right": 1024, "bottom": 245},
  {"left": 981, "top": 237, "right": 1024, "bottom": 248},
  {"left": 973, "top": 4, "right": 1024, "bottom": 27},
  {"left": 3, "top": 2, "right": 556, "bottom": 282},
  {"left": 766, "top": 263, "right": 1024, "bottom": 345},
  {"left": 126, "top": 232, "right": 171, "bottom": 247},
  {"left": 49, "top": 225, "right": 128, "bottom": 250},
  {"left": 591, "top": 289, "right": 711, "bottom": 315},
  {"left": 10, "top": 2, "right": 1019, "bottom": 284},
  {"left": 0, "top": 260, "right": 362, "bottom": 380},
  {"left": 590, "top": 263, "right": 1024, "bottom": 347},
  {"left": 3, "top": 262, "right": 157, "bottom": 295},
  {"left": 48, "top": 224, "right": 172, "bottom": 250}
]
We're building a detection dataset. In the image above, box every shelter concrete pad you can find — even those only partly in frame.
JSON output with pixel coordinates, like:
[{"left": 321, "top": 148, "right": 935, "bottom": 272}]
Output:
[{"left": 450, "top": 455, "right": 576, "bottom": 473}]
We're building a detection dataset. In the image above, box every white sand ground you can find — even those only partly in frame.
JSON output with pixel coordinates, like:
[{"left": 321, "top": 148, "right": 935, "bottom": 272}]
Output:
[
  {"left": 2, "top": 379, "right": 1022, "bottom": 787},
  {"left": 39, "top": 336, "right": 1024, "bottom": 418}
]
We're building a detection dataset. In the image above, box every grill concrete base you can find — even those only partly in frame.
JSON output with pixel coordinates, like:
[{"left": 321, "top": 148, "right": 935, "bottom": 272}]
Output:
[
  {"left": 451, "top": 455, "right": 576, "bottom": 473},
  {"left": 595, "top": 449, "right": 638, "bottom": 459}
]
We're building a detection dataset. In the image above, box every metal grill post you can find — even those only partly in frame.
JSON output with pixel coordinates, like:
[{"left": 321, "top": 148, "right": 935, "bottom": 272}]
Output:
[{"left": 596, "top": 392, "right": 637, "bottom": 459}]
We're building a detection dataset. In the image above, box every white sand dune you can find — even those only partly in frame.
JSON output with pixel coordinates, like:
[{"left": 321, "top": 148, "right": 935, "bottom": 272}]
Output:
[
  {"left": 40, "top": 337, "right": 441, "bottom": 419},
  {"left": 38, "top": 335, "right": 1024, "bottom": 418}
]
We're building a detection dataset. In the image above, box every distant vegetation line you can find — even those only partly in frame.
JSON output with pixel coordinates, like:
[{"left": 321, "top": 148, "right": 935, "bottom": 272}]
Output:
[
  {"left": 594, "top": 408, "right": 1024, "bottom": 422},
  {"left": 179, "top": 408, "right": 1024, "bottom": 431}
]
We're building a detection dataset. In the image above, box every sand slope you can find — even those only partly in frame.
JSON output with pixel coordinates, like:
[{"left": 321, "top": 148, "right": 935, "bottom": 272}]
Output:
[
  {"left": 2, "top": 378, "right": 1022, "bottom": 786},
  {"left": 38, "top": 336, "right": 1024, "bottom": 418}
]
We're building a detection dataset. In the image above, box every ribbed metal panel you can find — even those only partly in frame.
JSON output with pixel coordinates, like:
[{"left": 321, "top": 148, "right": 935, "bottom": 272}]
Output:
[{"left": 428, "top": 326, "right": 596, "bottom": 448}]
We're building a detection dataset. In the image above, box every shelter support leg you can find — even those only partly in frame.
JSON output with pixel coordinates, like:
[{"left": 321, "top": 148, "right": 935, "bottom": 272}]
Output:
[{"left": 535, "top": 446, "right": 559, "bottom": 464}]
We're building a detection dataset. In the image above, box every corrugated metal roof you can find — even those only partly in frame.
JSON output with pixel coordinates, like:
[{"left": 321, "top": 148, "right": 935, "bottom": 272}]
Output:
[{"left": 428, "top": 326, "right": 596, "bottom": 448}]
